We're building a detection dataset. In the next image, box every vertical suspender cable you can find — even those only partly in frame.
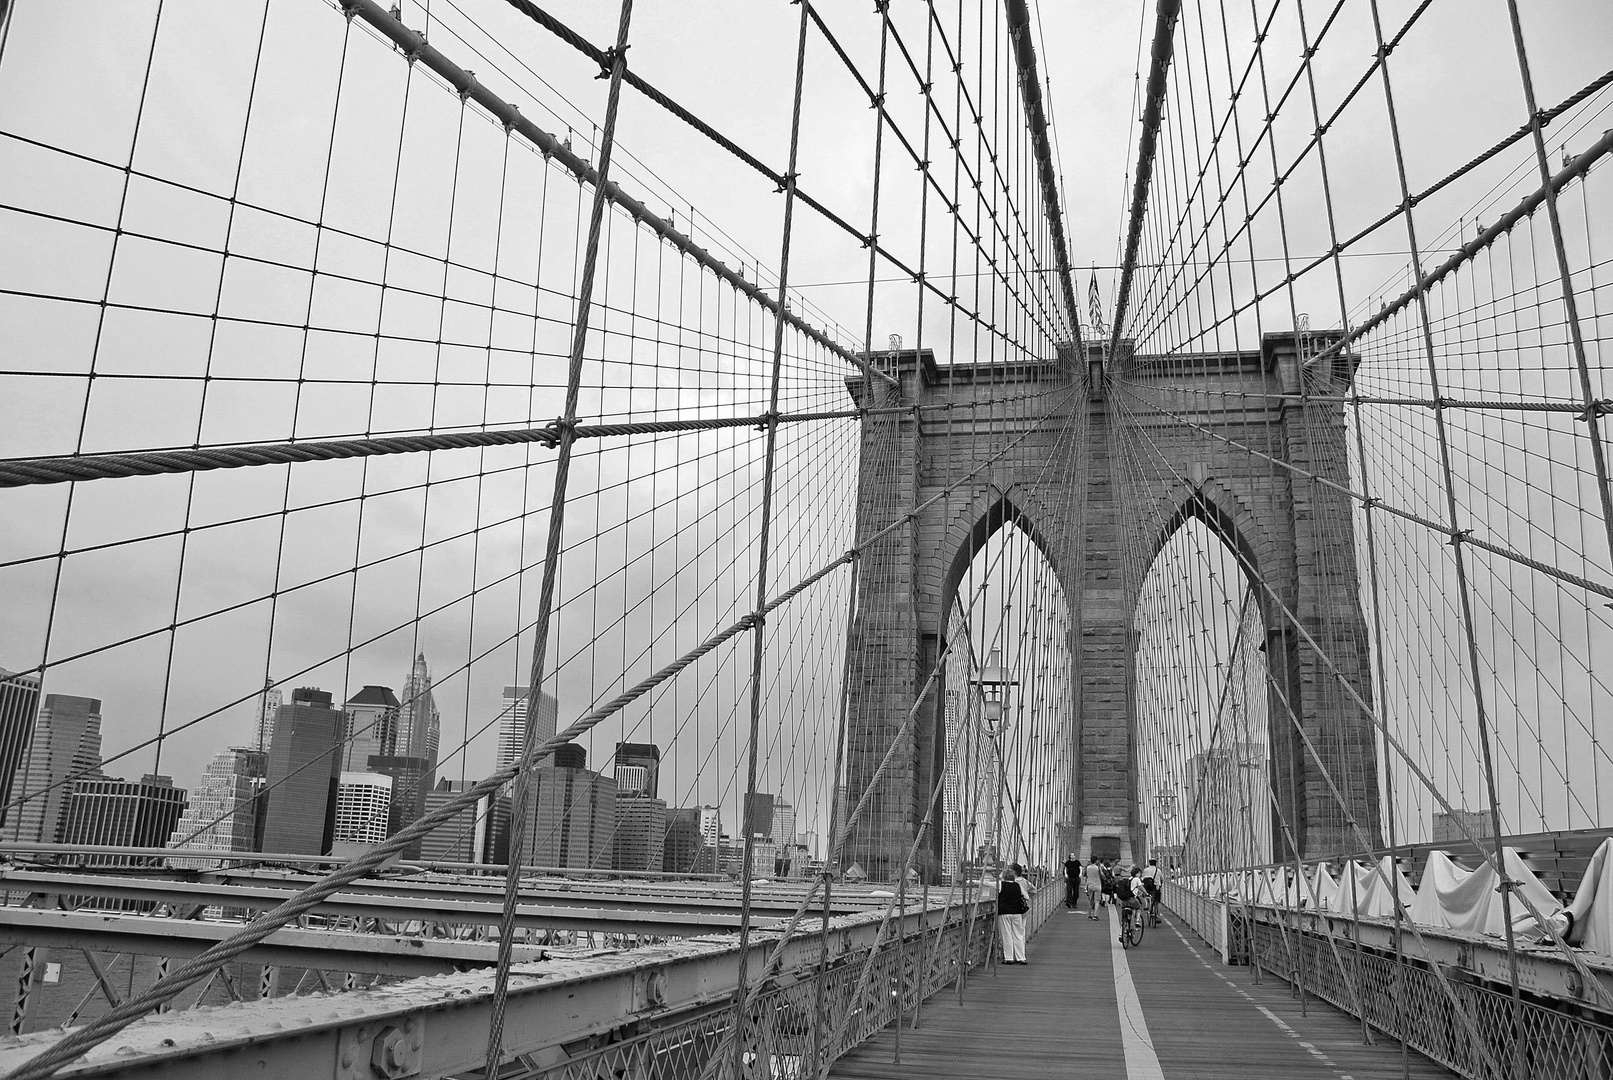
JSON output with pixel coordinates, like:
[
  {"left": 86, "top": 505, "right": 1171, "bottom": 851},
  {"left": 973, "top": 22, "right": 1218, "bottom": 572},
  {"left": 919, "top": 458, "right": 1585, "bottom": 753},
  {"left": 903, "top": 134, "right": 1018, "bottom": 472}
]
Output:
[
  {"left": 731, "top": 4, "right": 812, "bottom": 1069},
  {"left": 1291, "top": 0, "right": 1404, "bottom": 1060},
  {"left": 1500, "top": 0, "right": 1613, "bottom": 571},
  {"left": 486, "top": 2, "right": 634, "bottom": 1073},
  {"left": 1363, "top": 3, "right": 1526, "bottom": 1071}
]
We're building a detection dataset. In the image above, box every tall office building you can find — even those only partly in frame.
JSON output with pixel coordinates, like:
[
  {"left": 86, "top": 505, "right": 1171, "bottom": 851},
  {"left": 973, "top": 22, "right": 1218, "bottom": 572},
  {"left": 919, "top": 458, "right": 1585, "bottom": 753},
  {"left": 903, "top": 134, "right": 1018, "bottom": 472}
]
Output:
[
  {"left": 613, "top": 742, "right": 660, "bottom": 799},
  {"left": 61, "top": 774, "right": 187, "bottom": 865},
  {"left": 771, "top": 801, "right": 796, "bottom": 848},
  {"left": 8, "top": 693, "right": 103, "bottom": 845},
  {"left": 663, "top": 807, "right": 703, "bottom": 875},
  {"left": 367, "top": 754, "right": 433, "bottom": 856},
  {"left": 698, "top": 805, "right": 721, "bottom": 849},
  {"left": 331, "top": 772, "right": 393, "bottom": 849},
  {"left": 419, "top": 778, "right": 498, "bottom": 864},
  {"left": 166, "top": 747, "right": 267, "bottom": 868},
  {"left": 614, "top": 765, "right": 651, "bottom": 797},
  {"left": 260, "top": 687, "right": 344, "bottom": 855},
  {"left": 612, "top": 796, "right": 666, "bottom": 872},
  {"left": 0, "top": 668, "right": 41, "bottom": 827},
  {"left": 252, "top": 681, "right": 283, "bottom": 754},
  {"left": 342, "top": 686, "right": 399, "bottom": 771},
  {"left": 515, "top": 746, "right": 615, "bottom": 870},
  {"left": 396, "top": 654, "right": 440, "bottom": 767},
  {"left": 743, "top": 792, "right": 774, "bottom": 840},
  {"left": 495, "top": 686, "right": 558, "bottom": 769}
]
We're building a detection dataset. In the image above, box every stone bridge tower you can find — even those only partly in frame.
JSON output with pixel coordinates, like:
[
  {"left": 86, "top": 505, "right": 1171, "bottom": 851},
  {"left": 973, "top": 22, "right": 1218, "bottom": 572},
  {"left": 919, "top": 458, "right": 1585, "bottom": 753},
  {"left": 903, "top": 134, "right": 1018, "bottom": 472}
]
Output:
[{"left": 838, "top": 334, "right": 1381, "bottom": 882}]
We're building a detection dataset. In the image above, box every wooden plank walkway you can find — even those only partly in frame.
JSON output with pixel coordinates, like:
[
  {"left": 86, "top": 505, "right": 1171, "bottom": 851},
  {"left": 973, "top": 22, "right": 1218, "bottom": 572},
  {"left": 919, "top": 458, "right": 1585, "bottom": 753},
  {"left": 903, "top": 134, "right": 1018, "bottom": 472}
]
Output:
[{"left": 831, "top": 903, "right": 1455, "bottom": 1079}]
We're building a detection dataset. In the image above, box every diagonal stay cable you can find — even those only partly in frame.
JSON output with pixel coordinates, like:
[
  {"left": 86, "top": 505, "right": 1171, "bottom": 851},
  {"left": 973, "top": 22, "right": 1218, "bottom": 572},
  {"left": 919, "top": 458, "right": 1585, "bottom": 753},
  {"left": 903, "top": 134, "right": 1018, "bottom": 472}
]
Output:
[{"left": 340, "top": 0, "right": 893, "bottom": 389}]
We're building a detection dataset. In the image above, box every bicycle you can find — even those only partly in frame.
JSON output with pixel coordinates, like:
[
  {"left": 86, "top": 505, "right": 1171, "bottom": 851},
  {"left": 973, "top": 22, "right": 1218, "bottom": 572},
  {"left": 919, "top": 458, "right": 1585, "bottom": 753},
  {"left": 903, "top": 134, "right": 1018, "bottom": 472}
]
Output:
[
  {"left": 1145, "top": 889, "right": 1161, "bottom": 928},
  {"left": 1119, "top": 899, "right": 1145, "bottom": 948}
]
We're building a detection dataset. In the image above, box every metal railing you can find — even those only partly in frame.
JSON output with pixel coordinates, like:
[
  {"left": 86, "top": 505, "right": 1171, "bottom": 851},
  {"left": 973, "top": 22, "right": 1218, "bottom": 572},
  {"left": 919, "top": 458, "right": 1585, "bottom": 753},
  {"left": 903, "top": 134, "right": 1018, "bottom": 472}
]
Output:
[
  {"left": 1166, "top": 886, "right": 1613, "bottom": 1080},
  {"left": 519, "top": 901, "right": 996, "bottom": 1080},
  {"left": 1236, "top": 908, "right": 1613, "bottom": 1079},
  {"left": 1161, "top": 880, "right": 1228, "bottom": 960}
]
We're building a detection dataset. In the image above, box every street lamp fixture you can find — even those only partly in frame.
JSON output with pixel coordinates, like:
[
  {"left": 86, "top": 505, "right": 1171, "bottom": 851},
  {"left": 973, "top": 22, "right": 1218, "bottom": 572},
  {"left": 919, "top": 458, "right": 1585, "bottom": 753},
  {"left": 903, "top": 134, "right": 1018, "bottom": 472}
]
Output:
[
  {"left": 1154, "top": 791, "right": 1178, "bottom": 824},
  {"left": 972, "top": 649, "right": 1018, "bottom": 738}
]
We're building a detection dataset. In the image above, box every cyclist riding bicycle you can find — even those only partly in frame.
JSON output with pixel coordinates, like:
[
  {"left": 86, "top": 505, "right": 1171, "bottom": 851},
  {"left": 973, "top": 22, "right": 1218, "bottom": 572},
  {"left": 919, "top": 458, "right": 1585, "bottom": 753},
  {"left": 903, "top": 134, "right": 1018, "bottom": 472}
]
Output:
[
  {"left": 1117, "top": 867, "right": 1148, "bottom": 943},
  {"left": 1141, "top": 858, "right": 1162, "bottom": 922}
]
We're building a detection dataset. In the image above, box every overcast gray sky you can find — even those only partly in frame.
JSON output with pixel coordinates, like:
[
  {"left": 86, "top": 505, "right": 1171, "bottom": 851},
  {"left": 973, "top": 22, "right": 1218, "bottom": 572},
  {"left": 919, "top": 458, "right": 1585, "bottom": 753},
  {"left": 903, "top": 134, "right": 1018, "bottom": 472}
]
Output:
[{"left": 0, "top": 0, "right": 1609, "bottom": 850}]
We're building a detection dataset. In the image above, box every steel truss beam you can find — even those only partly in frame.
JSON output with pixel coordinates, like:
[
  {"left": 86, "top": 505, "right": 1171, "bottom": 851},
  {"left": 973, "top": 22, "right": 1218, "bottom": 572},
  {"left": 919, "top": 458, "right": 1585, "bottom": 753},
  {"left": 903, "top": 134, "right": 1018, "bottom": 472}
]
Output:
[
  {"left": 0, "top": 868, "right": 879, "bottom": 929},
  {"left": 0, "top": 901, "right": 966, "bottom": 1079},
  {"left": 0, "top": 909, "right": 545, "bottom": 978}
]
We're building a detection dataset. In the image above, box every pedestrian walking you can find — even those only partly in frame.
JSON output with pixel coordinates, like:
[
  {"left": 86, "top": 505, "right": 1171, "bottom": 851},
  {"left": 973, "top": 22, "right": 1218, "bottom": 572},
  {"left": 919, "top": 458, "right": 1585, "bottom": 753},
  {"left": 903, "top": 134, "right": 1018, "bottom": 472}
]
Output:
[
  {"left": 1083, "top": 858, "right": 1103, "bottom": 918},
  {"left": 995, "top": 863, "right": 1031, "bottom": 964},
  {"left": 1063, "top": 853, "right": 1081, "bottom": 910}
]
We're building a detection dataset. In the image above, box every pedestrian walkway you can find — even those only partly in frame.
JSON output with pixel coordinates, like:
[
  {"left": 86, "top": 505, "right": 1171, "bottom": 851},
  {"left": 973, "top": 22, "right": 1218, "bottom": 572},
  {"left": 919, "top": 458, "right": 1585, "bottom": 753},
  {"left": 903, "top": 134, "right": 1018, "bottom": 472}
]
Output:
[{"left": 830, "top": 903, "right": 1454, "bottom": 1079}]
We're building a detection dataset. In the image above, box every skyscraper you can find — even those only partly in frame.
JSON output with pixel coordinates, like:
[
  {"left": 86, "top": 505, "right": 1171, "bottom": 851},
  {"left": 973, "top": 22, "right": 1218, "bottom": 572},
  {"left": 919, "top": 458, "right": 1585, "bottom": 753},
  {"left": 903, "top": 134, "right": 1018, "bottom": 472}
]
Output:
[
  {"left": 771, "top": 801, "right": 796, "bottom": 848},
  {"left": 342, "top": 686, "right": 399, "bottom": 770},
  {"left": 614, "top": 765, "right": 651, "bottom": 797},
  {"left": 8, "top": 693, "right": 102, "bottom": 845},
  {"left": 614, "top": 742, "right": 660, "bottom": 798},
  {"left": 0, "top": 667, "right": 42, "bottom": 827},
  {"left": 396, "top": 654, "right": 440, "bottom": 767},
  {"left": 331, "top": 772, "right": 393, "bottom": 849},
  {"left": 663, "top": 807, "right": 703, "bottom": 875},
  {"left": 419, "top": 778, "right": 497, "bottom": 864},
  {"left": 743, "top": 792, "right": 774, "bottom": 839},
  {"left": 698, "top": 805, "right": 721, "bottom": 849},
  {"left": 166, "top": 747, "right": 267, "bottom": 868},
  {"left": 496, "top": 686, "right": 558, "bottom": 770},
  {"left": 260, "top": 687, "right": 343, "bottom": 855},
  {"left": 61, "top": 774, "right": 187, "bottom": 865},
  {"left": 612, "top": 796, "right": 666, "bottom": 872},
  {"left": 366, "top": 754, "right": 433, "bottom": 856},
  {"left": 252, "top": 681, "right": 283, "bottom": 754},
  {"left": 515, "top": 745, "right": 615, "bottom": 870}
]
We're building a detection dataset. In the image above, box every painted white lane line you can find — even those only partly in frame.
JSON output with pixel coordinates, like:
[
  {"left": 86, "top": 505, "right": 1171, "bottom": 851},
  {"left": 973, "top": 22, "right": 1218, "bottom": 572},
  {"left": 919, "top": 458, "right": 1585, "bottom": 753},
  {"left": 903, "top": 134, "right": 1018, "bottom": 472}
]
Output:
[
  {"left": 1109, "top": 905, "right": 1166, "bottom": 1080},
  {"left": 1166, "top": 918, "right": 1356, "bottom": 1080}
]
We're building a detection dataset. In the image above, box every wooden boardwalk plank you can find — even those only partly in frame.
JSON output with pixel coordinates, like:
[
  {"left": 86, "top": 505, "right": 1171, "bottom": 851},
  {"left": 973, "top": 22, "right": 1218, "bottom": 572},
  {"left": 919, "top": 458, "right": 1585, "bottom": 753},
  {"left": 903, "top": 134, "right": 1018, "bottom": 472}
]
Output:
[{"left": 830, "top": 904, "right": 1455, "bottom": 1079}]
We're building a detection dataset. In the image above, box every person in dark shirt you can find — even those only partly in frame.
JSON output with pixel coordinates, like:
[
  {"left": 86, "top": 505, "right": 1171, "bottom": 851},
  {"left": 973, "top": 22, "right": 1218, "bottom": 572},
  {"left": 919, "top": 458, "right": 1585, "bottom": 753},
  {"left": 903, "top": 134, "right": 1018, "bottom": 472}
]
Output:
[
  {"left": 994, "top": 862, "right": 1031, "bottom": 964},
  {"left": 1063, "top": 853, "right": 1081, "bottom": 909}
]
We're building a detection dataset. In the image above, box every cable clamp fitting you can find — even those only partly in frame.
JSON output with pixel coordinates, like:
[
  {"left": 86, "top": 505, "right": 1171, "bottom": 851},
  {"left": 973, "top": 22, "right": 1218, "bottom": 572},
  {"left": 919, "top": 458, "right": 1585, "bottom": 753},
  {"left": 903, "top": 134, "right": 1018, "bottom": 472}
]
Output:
[
  {"left": 756, "top": 410, "right": 779, "bottom": 432},
  {"left": 596, "top": 44, "right": 629, "bottom": 79},
  {"left": 1447, "top": 528, "right": 1472, "bottom": 547},
  {"left": 774, "top": 171, "right": 799, "bottom": 194},
  {"left": 1577, "top": 399, "right": 1612, "bottom": 422}
]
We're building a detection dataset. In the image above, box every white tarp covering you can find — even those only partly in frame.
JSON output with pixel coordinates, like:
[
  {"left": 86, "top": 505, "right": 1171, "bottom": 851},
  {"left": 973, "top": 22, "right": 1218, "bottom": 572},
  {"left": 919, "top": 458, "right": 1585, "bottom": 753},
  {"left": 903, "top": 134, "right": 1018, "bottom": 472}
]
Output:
[
  {"left": 1342, "top": 856, "right": 1413, "bottom": 918},
  {"left": 1172, "top": 840, "right": 1613, "bottom": 955},
  {"left": 1408, "top": 846, "right": 1563, "bottom": 941},
  {"left": 1309, "top": 862, "right": 1339, "bottom": 910},
  {"left": 1567, "top": 838, "right": 1613, "bottom": 952}
]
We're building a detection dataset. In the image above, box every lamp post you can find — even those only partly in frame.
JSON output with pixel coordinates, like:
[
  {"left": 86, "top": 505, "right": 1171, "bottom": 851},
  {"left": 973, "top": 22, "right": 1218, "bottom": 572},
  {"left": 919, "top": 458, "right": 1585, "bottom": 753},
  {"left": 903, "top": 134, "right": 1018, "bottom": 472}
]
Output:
[
  {"left": 972, "top": 649, "right": 1019, "bottom": 865},
  {"left": 1153, "top": 790, "right": 1178, "bottom": 871}
]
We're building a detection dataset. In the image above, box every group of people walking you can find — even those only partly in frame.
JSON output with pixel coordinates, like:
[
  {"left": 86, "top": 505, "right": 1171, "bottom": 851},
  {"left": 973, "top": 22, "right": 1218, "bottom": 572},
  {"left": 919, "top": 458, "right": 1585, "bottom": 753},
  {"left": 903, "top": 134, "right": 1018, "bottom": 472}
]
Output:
[
  {"left": 1068, "top": 855, "right": 1159, "bottom": 920},
  {"left": 988, "top": 854, "right": 1163, "bottom": 964}
]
